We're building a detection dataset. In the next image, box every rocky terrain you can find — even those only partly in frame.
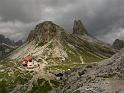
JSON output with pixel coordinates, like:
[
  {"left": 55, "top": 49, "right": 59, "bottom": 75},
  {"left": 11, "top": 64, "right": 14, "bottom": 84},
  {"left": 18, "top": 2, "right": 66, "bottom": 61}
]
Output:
[
  {"left": 0, "top": 34, "right": 23, "bottom": 46},
  {"left": 0, "top": 20, "right": 118, "bottom": 93},
  {"left": 9, "top": 20, "right": 116, "bottom": 68},
  {"left": 57, "top": 48, "right": 124, "bottom": 93},
  {"left": 112, "top": 39, "right": 124, "bottom": 50},
  {"left": 0, "top": 43, "right": 16, "bottom": 60},
  {"left": 0, "top": 34, "right": 23, "bottom": 59}
]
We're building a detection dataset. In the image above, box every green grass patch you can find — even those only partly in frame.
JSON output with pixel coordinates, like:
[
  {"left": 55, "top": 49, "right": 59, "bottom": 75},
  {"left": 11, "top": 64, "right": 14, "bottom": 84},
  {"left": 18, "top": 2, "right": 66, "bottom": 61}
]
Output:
[
  {"left": 50, "top": 80, "right": 60, "bottom": 88},
  {"left": 32, "top": 79, "right": 52, "bottom": 93},
  {"left": 0, "top": 70, "right": 33, "bottom": 92},
  {"left": 76, "top": 47, "right": 103, "bottom": 63},
  {"left": 14, "top": 71, "right": 33, "bottom": 85},
  {"left": 0, "top": 80, "right": 7, "bottom": 93},
  {"left": 47, "top": 43, "right": 53, "bottom": 48},
  {"left": 63, "top": 42, "right": 82, "bottom": 63},
  {"left": 37, "top": 42, "right": 45, "bottom": 47},
  {"left": 45, "top": 63, "right": 85, "bottom": 72}
]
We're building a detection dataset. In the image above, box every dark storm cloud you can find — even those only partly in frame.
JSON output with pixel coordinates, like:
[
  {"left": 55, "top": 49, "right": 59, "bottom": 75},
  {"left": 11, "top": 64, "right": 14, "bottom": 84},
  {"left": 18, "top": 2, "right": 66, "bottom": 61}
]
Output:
[
  {"left": 0, "top": 0, "right": 124, "bottom": 43},
  {"left": 0, "top": 0, "right": 41, "bottom": 22},
  {"left": 87, "top": 0, "right": 124, "bottom": 34}
]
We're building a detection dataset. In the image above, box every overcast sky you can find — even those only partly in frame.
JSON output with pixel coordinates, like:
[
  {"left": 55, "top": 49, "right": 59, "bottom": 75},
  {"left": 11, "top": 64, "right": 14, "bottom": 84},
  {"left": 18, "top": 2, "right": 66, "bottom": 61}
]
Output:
[{"left": 0, "top": 0, "right": 124, "bottom": 44}]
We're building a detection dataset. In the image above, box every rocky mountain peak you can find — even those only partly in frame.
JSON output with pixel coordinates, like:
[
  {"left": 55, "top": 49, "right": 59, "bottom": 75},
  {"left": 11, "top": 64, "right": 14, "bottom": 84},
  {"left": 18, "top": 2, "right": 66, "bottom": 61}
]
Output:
[
  {"left": 11, "top": 21, "right": 116, "bottom": 61},
  {"left": 73, "top": 20, "right": 88, "bottom": 35},
  {"left": 112, "top": 39, "right": 124, "bottom": 50},
  {"left": 27, "top": 21, "right": 64, "bottom": 42},
  {"left": 0, "top": 34, "right": 23, "bottom": 46}
]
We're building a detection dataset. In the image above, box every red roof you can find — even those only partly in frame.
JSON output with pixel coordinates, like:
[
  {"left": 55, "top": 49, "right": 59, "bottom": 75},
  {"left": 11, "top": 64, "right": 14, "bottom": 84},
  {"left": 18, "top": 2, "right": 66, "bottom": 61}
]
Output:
[{"left": 23, "top": 55, "right": 32, "bottom": 61}]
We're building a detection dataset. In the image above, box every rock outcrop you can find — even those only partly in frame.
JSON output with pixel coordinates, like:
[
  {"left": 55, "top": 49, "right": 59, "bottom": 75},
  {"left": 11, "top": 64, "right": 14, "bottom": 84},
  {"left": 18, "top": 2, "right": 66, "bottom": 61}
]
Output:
[
  {"left": 0, "top": 34, "right": 14, "bottom": 45},
  {"left": 0, "top": 34, "right": 23, "bottom": 59},
  {"left": 57, "top": 48, "right": 124, "bottom": 93},
  {"left": 73, "top": 20, "right": 88, "bottom": 35},
  {"left": 0, "top": 43, "right": 16, "bottom": 60},
  {"left": 112, "top": 39, "right": 124, "bottom": 50},
  {"left": 0, "top": 34, "right": 23, "bottom": 46},
  {"left": 27, "top": 21, "right": 64, "bottom": 43},
  {"left": 15, "top": 40, "right": 23, "bottom": 46}
]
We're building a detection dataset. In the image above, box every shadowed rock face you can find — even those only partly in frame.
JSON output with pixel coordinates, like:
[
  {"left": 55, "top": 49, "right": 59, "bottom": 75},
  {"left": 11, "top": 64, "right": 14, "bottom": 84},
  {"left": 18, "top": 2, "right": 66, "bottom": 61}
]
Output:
[
  {"left": 27, "top": 21, "right": 64, "bottom": 43},
  {"left": 0, "top": 34, "right": 23, "bottom": 59},
  {"left": 0, "top": 34, "right": 14, "bottom": 45},
  {"left": 112, "top": 39, "right": 124, "bottom": 50},
  {"left": 0, "top": 34, "right": 23, "bottom": 46},
  {"left": 0, "top": 43, "right": 16, "bottom": 59},
  {"left": 73, "top": 20, "right": 88, "bottom": 35},
  {"left": 15, "top": 40, "right": 23, "bottom": 46}
]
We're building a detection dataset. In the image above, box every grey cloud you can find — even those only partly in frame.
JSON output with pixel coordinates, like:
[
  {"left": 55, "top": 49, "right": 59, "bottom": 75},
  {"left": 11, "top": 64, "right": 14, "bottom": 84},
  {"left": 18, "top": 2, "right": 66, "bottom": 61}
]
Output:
[
  {"left": 0, "top": 20, "right": 35, "bottom": 41},
  {"left": 0, "top": 0, "right": 124, "bottom": 44},
  {"left": 0, "top": 0, "right": 41, "bottom": 22}
]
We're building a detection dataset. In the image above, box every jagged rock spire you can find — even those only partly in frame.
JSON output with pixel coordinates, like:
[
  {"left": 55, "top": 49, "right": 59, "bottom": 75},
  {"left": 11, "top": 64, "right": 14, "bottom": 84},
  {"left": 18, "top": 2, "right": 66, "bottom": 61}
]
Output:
[
  {"left": 73, "top": 20, "right": 88, "bottom": 35},
  {"left": 112, "top": 39, "right": 124, "bottom": 50}
]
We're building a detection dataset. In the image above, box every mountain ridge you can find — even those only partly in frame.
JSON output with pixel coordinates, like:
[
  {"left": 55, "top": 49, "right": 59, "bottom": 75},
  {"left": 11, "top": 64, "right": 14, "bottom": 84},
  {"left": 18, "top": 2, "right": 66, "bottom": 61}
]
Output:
[
  {"left": 9, "top": 20, "right": 117, "bottom": 68},
  {"left": 0, "top": 20, "right": 119, "bottom": 93}
]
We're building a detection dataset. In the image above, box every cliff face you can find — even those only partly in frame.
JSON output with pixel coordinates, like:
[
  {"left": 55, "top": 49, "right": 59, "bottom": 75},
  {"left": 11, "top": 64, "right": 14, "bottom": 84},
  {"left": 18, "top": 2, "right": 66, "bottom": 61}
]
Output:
[
  {"left": 112, "top": 39, "right": 124, "bottom": 50},
  {"left": 27, "top": 21, "right": 64, "bottom": 43},
  {"left": 73, "top": 20, "right": 88, "bottom": 35}
]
